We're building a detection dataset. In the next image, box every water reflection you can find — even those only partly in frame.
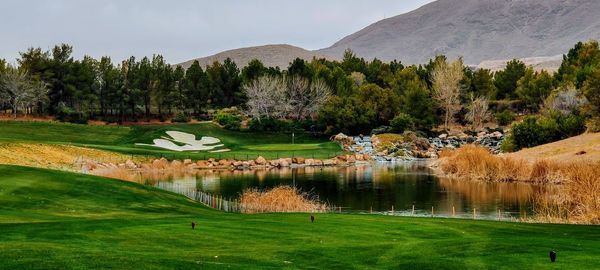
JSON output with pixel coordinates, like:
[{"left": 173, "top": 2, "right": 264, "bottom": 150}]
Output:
[{"left": 140, "top": 162, "right": 548, "bottom": 219}]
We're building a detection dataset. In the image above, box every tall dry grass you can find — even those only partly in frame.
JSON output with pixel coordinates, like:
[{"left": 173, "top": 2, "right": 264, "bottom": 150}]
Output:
[
  {"left": 240, "top": 186, "right": 330, "bottom": 213},
  {"left": 437, "top": 145, "right": 600, "bottom": 224}
]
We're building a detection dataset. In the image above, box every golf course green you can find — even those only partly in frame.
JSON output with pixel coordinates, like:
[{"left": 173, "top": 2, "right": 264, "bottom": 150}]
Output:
[
  {"left": 1, "top": 165, "right": 599, "bottom": 269},
  {"left": 0, "top": 121, "right": 342, "bottom": 160}
]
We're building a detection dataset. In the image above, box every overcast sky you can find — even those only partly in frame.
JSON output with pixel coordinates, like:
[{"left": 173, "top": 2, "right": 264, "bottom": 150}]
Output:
[{"left": 1, "top": 0, "right": 434, "bottom": 64}]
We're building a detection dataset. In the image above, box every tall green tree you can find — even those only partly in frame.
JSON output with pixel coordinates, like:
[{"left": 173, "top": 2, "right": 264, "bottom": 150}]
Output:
[
  {"left": 494, "top": 59, "right": 527, "bottom": 100},
  {"left": 185, "top": 60, "right": 209, "bottom": 114},
  {"left": 516, "top": 68, "right": 555, "bottom": 111}
]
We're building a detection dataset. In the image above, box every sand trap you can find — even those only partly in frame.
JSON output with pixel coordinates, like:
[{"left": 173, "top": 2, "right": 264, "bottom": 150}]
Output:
[{"left": 136, "top": 131, "right": 226, "bottom": 152}]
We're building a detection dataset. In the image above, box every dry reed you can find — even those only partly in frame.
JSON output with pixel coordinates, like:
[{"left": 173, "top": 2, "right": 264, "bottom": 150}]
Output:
[
  {"left": 437, "top": 145, "right": 600, "bottom": 224},
  {"left": 240, "top": 186, "right": 329, "bottom": 213}
]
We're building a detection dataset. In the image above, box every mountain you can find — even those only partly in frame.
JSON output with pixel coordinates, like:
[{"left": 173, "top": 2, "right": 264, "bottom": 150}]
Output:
[
  {"left": 318, "top": 0, "right": 600, "bottom": 65},
  {"left": 177, "top": 44, "right": 333, "bottom": 69}
]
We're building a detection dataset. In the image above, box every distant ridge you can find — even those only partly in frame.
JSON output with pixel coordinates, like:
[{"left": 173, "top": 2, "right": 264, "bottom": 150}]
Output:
[
  {"left": 318, "top": 0, "right": 600, "bottom": 65},
  {"left": 177, "top": 44, "right": 333, "bottom": 69}
]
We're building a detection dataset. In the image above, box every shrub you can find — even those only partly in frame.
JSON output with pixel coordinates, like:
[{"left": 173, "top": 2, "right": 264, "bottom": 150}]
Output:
[
  {"left": 371, "top": 126, "right": 393, "bottom": 135},
  {"left": 390, "top": 113, "right": 415, "bottom": 133},
  {"left": 55, "top": 105, "right": 88, "bottom": 124},
  {"left": 171, "top": 111, "right": 191, "bottom": 123},
  {"left": 248, "top": 117, "right": 291, "bottom": 132},
  {"left": 214, "top": 110, "right": 242, "bottom": 130},
  {"left": 502, "top": 113, "right": 586, "bottom": 152},
  {"left": 494, "top": 111, "right": 516, "bottom": 126}
]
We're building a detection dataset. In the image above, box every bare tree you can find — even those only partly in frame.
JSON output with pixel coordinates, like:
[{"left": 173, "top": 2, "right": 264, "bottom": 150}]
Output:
[
  {"left": 0, "top": 68, "right": 48, "bottom": 118},
  {"left": 286, "top": 76, "right": 331, "bottom": 120},
  {"left": 432, "top": 58, "right": 464, "bottom": 130},
  {"left": 243, "top": 75, "right": 288, "bottom": 121},
  {"left": 466, "top": 95, "right": 490, "bottom": 129},
  {"left": 244, "top": 75, "right": 331, "bottom": 121}
]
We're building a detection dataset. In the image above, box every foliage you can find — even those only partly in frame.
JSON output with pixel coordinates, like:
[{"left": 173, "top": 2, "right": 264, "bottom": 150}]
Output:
[
  {"left": 171, "top": 111, "right": 191, "bottom": 123},
  {"left": 494, "top": 110, "right": 516, "bottom": 126},
  {"left": 214, "top": 110, "right": 242, "bottom": 130},
  {"left": 466, "top": 95, "right": 490, "bottom": 128},
  {"left": 390, "top": 113, "right": 415, "bottom": 133},
  {"left": 502, "top": 112, "right": 586, "bottom": 151},
  {"left": 248, "top": 117, "right": 291, "bottom": 132},
  {"left": 516, "top": 68, "right": 555, "bottom": 111},
  {"left": 494, "top": 59, "right": 527, "bottom": 100},
  {"left": 582, "top": 67, "right": 600, "bottom": 131}
]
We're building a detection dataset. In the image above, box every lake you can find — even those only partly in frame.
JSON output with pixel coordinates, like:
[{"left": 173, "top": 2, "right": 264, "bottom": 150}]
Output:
[{"left": 141, "top": 162, "right": 546, "bottom": 220}]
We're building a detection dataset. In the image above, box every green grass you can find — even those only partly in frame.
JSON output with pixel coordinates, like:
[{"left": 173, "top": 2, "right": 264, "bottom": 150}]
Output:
[
  {"left": 1, "top": 165, "right": 599, "bottom": 269},
  {"left": 0, "top": 121, "right": 341, "bottom": 159}
]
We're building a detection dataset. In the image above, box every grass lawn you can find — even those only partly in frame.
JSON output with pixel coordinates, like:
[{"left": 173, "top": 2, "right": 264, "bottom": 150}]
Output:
[
  {"left": 0, "top": 121, "right": 341, "bottom": 160},
  {"left": 1, "top": 165, "right": 599, "bottom": 269}
]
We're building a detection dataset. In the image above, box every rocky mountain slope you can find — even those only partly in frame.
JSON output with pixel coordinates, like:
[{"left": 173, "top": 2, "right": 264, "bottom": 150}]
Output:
[{"left": 318, "top": 0, "right": 600, "bottom": 65}]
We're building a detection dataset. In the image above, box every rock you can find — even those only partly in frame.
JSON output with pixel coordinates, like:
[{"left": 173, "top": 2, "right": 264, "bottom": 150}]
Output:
[
  {"left": 183, "top": 159, "right": 193, "bottom": 165},
  {"left": 439, "top": 134, "right": 448, "bottom": 139},
  {"left": 347, "top": 156, "right": 356, "bottom": 163},
  {"left": 292, "top": 157, "right": 305, "bottom": 164},
  {"left": 279, "top": 159, "right": 290, "bottom": 167},
  {"left": 337, "top": 155, "right": 347, "bottom": 161},
  {"left": 313, "top": 159, "right": 323, "bottom": 166},
  {"left": 171, "top": 160, "right": 182, "bottom": 167},
  {"left": 219, "top": 159, "right": 232, "bottom": 166},
  {"left": 304, "top": 159, "right": 314, "bottom": 166},
  {"left": 242, "top": 161, "right": 250, "bottom": 167},
  {"left": 196, "top": 160, "right": 209, "bottom": 167},
  {"left": 323, "top": 159, "right": 335, "bottom": 166},
  {"left": 270, "top": 160, "right": 280, "bottom": 167},
  {"left": 233, "top": 161, "right": 243, "bottom": 167},
  {"left": 255, "top": 156, "right": 267, "bottom": 165}
]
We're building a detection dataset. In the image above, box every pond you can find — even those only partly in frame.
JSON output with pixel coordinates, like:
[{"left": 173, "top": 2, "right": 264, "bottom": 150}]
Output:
[{"left": 141, "top": 162, "right": 547, "bottom": 220}]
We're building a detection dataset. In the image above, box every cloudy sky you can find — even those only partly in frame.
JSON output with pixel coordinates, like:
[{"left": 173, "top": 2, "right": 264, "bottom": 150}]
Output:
[{"left": 2, "top": 0, "right": 434, "bottom": 64}]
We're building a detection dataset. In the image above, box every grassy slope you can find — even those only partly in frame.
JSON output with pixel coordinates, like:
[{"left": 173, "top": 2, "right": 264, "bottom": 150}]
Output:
[
  {"left": 1, "top": 165, "right": 599, "bottom": 269},
  {"left": 506, "top": 132, "right": 600, "bottom": 162},
  {"left": 0, "top": 121, "right": 341, "bottom": 160}
]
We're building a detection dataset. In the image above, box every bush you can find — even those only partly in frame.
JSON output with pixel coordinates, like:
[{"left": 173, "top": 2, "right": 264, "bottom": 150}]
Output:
[
  {"left": 248, "top": 117, "right": 291, "bottom": 132},
  {"left": 390, "top": 113, "right": 415, "bottom": 133},
  {"left": 214, "top": 110, "right": 242, "bottom": 130},
  {"left": 494, "top": 111, "right": 516, "bottom": 126},
  {"left": 55, "top": 105, "right": 88, "bottom": 124},
  {"left": 371, "top": 126, "right": 393, "bottom": 135},
  {"left": 502, "top": 112, "right": 586, "bottom": 152},
  {"left": 171, "top": 112, "right": 191, "bottom": 123}
]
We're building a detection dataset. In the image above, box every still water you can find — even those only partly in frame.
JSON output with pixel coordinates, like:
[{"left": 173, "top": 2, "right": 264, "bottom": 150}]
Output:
[{"left": 142, "top": 162, "right": 545, "bottom": 219}]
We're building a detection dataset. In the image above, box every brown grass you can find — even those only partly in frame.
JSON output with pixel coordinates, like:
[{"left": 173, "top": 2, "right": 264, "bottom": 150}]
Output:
[
  {"left": 239, "top": 186, "right": 330, "bottom": 213},
  {"left": 0, "top": 143, "right": 135, "bottom": 171},
  {"left": 437, "top": 145, "right": 600, "bottom": 224}
]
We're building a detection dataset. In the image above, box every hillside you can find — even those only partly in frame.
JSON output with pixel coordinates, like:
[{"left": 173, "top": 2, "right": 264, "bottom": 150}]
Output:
[
  {"left": 318, "top": 0, "right": 600, "bottom": 65},
  {"left": 506, "top": 132, "right": 600, "bottom": 162},
  {"left": 177, "top": 44, "right": 333, "bottom": 69}
]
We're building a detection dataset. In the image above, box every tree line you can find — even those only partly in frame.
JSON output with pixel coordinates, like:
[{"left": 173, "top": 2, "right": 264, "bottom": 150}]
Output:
[{"left": 1, "top": 41, "right": 600, "bottom": 138}]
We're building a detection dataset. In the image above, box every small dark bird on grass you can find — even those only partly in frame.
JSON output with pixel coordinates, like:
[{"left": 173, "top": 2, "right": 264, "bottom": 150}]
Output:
[
  {"left": 191, "top": 222, "right": 196, "bottom": 230},
  {"left": 310, "top": 215, "right": 315, "bottom": 223},
  {"left": 549, "top": 250, "right": 557, "bottom": 263}
]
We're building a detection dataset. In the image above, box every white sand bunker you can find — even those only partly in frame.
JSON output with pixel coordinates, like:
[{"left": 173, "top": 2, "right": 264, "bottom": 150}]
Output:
[{"left": 136, "top": 131, "right": 230, "bottom": 152}]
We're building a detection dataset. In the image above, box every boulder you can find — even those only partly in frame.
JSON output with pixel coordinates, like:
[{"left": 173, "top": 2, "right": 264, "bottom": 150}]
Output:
[
  {"left": 279, "top": 159, "right": 290, "bottom": 167},
  {"left": 233, "top": 161, "right": 243, "bottom": 167},
  {"left": 355, "top": 154, "right": 364, "bottom": 161},
  {"left": 183, "top": 159, "right": 193, "bottom": 165},
  {"left": 323, "top": 159, "right": 335, "bottom": 166},
  {"left": 255, "top": 156, "right": 267, "bottom": 165},
  {"left": 219, "top": 159, "right": 232, "bottom": 166},
  {"left": 347, "top": 156, "right": 356, "bottom": 163},
  {"left": 304, "top": 159, "right": 315, "bottom": 166},
  {"left": 196, "top": 160, "right": 209, "bottom": 167},
  {"left": 171, "top": 160, "right": 182, "bottom": 167},
  {"left": 292, "top": 157, "right": 305, "bottom": 164}
]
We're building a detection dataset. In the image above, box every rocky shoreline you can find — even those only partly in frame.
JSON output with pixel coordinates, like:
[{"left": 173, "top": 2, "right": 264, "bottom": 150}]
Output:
[
  {"left": 80, "top": 153, "right": 374, "bottom": 174},
  {"left": 333, "top": 130, "right": 505, "bottom": 161}
]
